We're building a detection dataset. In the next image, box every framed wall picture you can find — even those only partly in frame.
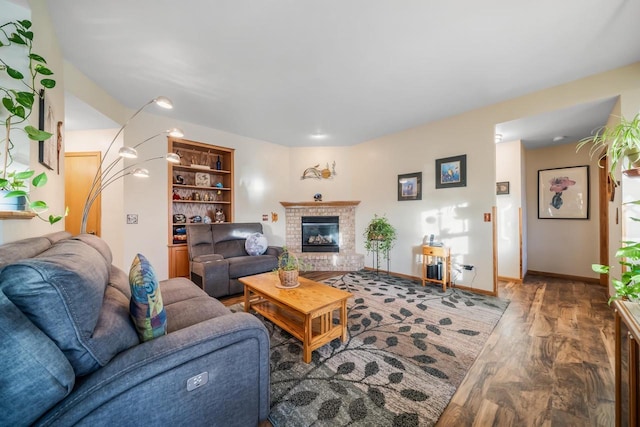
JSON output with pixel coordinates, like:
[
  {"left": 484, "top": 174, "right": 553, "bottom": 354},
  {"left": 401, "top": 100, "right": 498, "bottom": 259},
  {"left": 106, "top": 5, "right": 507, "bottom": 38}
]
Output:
[
  {"left": 538, "top": 165, "right": 589, "bottom": 219},
  {"left": 496, "top": 181, "right": 510, "bottom": 195},
  {"left": 397, "top": 172, "right": 422, "bottom": 201},
  {"left": 38, "top": 89, "right": 55, "bottom": 170},
  {"left": 435, "top": 154, "right": 466, "bottom": 189}
]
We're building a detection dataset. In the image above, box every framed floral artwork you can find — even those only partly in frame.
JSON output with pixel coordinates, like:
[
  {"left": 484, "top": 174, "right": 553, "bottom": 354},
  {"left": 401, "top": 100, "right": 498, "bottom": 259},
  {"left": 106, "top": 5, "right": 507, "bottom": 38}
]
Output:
[{"left": 538, "top": 165, "right": 589, "bottom": 219}]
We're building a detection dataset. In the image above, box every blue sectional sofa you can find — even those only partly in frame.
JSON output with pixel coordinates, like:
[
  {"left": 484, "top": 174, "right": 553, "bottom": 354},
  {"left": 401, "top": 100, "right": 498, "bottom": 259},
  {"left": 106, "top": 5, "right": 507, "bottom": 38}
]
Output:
[{"left": 0, "top": 232, "right": 270, "bottom": 426}]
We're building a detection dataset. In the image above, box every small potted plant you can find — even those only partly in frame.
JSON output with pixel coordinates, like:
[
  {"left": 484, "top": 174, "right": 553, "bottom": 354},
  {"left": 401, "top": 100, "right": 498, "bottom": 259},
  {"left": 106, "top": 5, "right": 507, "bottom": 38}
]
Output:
[
  {"left": 593, "top": 240, "right": 640, "bottom": 303},
  {"left": 363, "top": 214, "right": 397, "bottom": 266},
  {"left": 276, "top": 247, "right": 306, "bottom": 288},
  {"left": 0, "top": 19, "right": 62, "bottom": 223}
]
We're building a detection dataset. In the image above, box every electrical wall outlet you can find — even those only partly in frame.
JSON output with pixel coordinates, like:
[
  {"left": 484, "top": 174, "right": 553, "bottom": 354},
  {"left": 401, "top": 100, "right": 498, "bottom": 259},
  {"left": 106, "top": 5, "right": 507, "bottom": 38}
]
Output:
[
  {"left": 462, "top": 264, "right": 474, "bottom": 270},
  {"left": 126, "top": 214, "right": 138, "bottom": 224}
]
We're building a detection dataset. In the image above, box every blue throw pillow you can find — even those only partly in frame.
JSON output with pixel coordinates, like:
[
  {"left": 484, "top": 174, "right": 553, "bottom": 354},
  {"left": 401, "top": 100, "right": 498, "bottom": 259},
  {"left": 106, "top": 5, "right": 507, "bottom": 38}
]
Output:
[{"left": 129, "top": 254, "right": 167, "bottom": 341}]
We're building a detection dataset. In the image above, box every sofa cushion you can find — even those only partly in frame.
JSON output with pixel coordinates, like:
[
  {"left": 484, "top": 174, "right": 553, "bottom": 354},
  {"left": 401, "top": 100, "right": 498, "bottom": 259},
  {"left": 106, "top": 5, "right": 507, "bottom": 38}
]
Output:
[
  {"left": 0, "top": 292, "right": 76, "bottom": 427},
  {"left": 227, "top": 255, "right": 278, "bottom": 279},
  {"left": 129, "top": 254, "right": 167, "bottom": 342},
  {"left": 160, "top": 277, "right": 232, "bottom": 332},
  {"left": 0, "top": 236, "right": 129, "bottom": 376}
]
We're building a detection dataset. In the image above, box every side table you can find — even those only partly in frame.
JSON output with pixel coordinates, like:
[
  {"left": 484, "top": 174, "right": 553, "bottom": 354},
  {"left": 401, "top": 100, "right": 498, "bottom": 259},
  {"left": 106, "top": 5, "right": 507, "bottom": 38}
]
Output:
[{"left": 421, "top": 245, "right": 451, "bottom": 291}]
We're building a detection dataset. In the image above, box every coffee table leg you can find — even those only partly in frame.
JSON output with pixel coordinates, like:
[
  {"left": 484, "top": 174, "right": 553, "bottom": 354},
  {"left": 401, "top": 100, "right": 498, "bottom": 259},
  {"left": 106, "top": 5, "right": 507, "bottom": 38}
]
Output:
[
  {"left": 340, "top": 300, "right": 348, "bottom": 341},
  {"left": 303, "top": 314, "right": 312, "bottom": 363},
  {"left": 244, "top": 287, "right": 250, "bottom": 313}
]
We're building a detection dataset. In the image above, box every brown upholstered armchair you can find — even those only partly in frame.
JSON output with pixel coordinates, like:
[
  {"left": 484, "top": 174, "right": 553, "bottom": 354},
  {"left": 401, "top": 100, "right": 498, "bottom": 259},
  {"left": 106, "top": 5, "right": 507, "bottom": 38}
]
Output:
[{"left": 186, "top": 223, "right": 283, "bottom": 298}]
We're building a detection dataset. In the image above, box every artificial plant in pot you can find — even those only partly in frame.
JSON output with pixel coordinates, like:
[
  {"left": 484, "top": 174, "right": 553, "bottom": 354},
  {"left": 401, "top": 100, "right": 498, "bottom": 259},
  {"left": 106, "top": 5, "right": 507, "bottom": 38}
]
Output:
[
  {"left": 577, "top": 114, "right": 640, "bottom": 302},
  {"left": 363, "top": 214, "right": 397, "bottom": 268},
  {"left": 0, "top": 19, "right": 62, "bottom": 223}
]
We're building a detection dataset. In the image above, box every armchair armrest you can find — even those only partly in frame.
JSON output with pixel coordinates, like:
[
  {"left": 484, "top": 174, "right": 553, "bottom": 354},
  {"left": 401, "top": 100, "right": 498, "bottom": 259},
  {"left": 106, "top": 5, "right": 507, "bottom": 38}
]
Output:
[{"left": 36, "top": 313, "right": 270, "bottom": 427}]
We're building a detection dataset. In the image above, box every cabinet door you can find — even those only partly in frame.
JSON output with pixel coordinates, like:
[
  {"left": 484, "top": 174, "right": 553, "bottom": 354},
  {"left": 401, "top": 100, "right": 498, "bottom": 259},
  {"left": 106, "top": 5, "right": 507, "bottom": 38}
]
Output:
[{"left": 169, "top": 245, "right": 190, "bottom": 278}]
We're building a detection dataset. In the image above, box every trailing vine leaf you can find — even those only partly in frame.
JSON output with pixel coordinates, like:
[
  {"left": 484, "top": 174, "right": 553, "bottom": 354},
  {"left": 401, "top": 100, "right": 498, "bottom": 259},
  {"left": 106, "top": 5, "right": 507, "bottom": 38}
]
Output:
[
  {"left": 367, "top": 387, "right": 385, "bottom": 408},
  {"left": 337, "top": 362, "right": 356, "bottom": 375},
  {"left": 413, "top": 339, "right": 427, "bottom": 351},
  {"left": 383, "top": 356, "right": 406, "bottom": 370},
  {"left": 400, "top": 389, "right": 429, "bottom": 402},
  {"left": 416, "top": 303, "right": 428, "bottom": 311},
  {"left": 275, "top": 361, "right": 296, "bottom": 371},
  {"left": 370, "top": 312, "right": 383, "bottom": 322},
  {"left": 426, "top": 324, "right": 441, "bottom": 335},
  {"left": 434, "top": 344, "right": 455, "bottom": 357},
  {"left": 364, "top": 361, "right": 379, "bottom": 378},
  {"left": 388, "top": 372, "right": 403, "bottom": 384},
  {"left": 348, "top": 398, "right": 367, "bottom": 421},
  {"left": 439, "top": 317, "right": 452, "bottom": 325},
  {"left": 363, "top": 335, "right": 377, "bottom": 345},
  {"left": 412, "top": 354, "right": 437, "bottom": 364},
  {"left": 411, "top": 332, "right": 427, "bottom": 339},
  {"left": 441, "top": 300, "right": 456, "bottom": 308},
  {"left": 362, "top": 317, "right": 371, "bottom": 327},
  {"left": 398, "top": 325, "right": 411, "bottom": 332},
  {"left": 400, "top": 307, "right": 413, "bottom": 317},
  {"left": 329, "top": 382, "right": 348, "bottom": 395},
  {"left": 422, "top": 366, "right": 449, "bottom": 379},
  {"left": 289, "top": 390, "right": 318, "bottom": 406},
  {"left": 386, "top": 336, "right": 398, "bottom": 347},
  {"left": 317, "top": 398, "right": 342, "bottom": 420},
  {"left": 457, "top": 329, "right": 480, "bottom": 336},
  {"left": 349, "top": 313, "right": 363, "bottom": 319}
]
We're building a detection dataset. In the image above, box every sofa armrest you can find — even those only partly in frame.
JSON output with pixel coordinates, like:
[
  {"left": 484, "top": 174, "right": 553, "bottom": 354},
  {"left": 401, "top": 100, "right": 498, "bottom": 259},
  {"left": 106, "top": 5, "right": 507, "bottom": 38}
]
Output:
[
  {"left": 36, "top": 313, "right": 270, "bottom": 427},
  {"left": 190, "top": 257, "right": 229, "bottom": 298},
  {"left": 266, "top": 246, "right": 283, "bottom": 258}
]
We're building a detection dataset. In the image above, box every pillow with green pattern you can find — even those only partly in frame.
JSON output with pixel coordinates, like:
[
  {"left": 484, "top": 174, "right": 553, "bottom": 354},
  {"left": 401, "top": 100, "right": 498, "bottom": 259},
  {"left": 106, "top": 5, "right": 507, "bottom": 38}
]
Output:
[{"left": 129, "top": 253, "right": 167, "bottom": 341}]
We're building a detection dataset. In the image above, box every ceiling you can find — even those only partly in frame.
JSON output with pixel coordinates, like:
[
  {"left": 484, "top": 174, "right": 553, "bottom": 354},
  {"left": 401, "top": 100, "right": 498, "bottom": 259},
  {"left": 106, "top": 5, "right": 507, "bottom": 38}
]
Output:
[{"left": 46, "top": 0, "right": 640, "bottom": 147}]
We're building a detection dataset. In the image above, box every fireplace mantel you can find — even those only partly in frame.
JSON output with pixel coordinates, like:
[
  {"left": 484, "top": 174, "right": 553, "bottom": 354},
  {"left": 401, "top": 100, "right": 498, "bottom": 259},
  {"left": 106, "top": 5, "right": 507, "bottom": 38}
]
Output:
[{"left": 280, "top": 201, "right": 360, "bottom": 208}]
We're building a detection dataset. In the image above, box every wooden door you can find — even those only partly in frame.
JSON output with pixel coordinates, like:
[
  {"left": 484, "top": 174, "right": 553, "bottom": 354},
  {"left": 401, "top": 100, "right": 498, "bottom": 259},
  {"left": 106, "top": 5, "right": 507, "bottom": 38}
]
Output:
[{"left": 65, "top": 152, "right": 101, "bottom": 236}]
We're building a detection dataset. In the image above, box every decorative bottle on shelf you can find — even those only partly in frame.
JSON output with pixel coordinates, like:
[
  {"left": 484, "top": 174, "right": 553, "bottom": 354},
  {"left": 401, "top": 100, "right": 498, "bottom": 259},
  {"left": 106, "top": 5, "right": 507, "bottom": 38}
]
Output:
[{"left": 216, "top": 156, "right": 222, "bottom": 170}]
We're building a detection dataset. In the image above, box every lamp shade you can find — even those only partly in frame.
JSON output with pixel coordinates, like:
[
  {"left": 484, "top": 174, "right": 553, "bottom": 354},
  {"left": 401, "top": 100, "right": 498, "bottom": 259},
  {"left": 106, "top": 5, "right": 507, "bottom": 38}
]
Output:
[
  {"left": 166, "top": 153, "right": 181, "bottom": 163},
  {"left": 154, "top": 96, "right": 173, "bottom": 109},
  {"left": 118, "top": 146, "right": 138, "bottom": 158},
  {"left": 168, "top": 128, "right": 184, "bottom": 137},
  {"left": 132, "top": 168, "right": 150, "bottom": 178}
]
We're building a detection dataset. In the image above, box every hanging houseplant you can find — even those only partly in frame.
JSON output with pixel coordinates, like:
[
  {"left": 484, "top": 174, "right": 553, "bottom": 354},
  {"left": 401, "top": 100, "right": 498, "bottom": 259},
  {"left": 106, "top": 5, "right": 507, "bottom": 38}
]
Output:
[
  {"left": 577, "top": 114, "right": 640, "bottom": 302},
  {"left": 0, "top": 19, "right": 63, "bottom": 223}
]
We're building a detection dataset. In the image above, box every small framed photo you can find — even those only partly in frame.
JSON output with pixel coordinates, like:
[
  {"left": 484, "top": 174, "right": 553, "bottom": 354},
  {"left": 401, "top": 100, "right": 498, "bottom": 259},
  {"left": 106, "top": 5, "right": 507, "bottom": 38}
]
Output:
[
  {"left": 435, "top": 154, "right": 466, "bottom": 189},
  {"left": 538, "top": 165, "right": 589, "bottom": 219},
  {"left": 496, "top": 181, "right": 510, "bottom": 195},
  {"left": 195, "top": 172, "right": 211, "bottom": 187},
  {"left": 397, "top": 172, "right": 422, "bottom": 201}
]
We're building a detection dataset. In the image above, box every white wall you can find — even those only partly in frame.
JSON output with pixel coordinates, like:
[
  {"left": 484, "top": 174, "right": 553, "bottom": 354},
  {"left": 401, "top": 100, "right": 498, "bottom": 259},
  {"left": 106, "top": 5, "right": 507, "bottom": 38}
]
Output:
[
  {"left": 525, "top": 142, "right": 600, "bottom": 278},
  {"left": 65, "top": 128, "right": 125, "bottom": 269},
  {"left": 496, "top": 140, "right": 523, "bottom": 280}
]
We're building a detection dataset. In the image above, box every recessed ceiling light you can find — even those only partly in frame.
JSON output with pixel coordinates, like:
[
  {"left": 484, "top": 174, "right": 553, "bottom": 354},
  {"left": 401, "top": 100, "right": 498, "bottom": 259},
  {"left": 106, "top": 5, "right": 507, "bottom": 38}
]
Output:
[
  {"left": 310, "top": 132, "right": 328, "bottom": 140},
  {"left": 552, "top": 136, "right": 566, "bottom": 142},
  {"left": 494, "top": 134, "right": 502, "bottom": 143}
]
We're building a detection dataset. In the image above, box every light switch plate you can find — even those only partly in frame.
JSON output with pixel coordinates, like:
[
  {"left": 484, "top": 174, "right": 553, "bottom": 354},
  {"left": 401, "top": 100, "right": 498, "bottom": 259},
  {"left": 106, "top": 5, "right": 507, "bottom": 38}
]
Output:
[{"left": 126, "top": 214, "right": 138, "bottom": 224}]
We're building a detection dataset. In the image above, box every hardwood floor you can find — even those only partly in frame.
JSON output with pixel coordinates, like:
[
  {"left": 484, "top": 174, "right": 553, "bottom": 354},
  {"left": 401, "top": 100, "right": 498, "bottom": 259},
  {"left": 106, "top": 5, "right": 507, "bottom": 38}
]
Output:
[
  {"left": 224, "top": 272, "right": 616, "bottom": 426},
  {"left": 437, "top": 275, "right": 615, "bottom": 427}
]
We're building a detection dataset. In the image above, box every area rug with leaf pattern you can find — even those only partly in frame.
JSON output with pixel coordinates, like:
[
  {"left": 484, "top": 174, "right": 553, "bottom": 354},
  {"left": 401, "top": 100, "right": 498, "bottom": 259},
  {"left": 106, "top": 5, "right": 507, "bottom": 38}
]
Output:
[{"left": 232, "top": 271, "right": 509, "bottom": 427}]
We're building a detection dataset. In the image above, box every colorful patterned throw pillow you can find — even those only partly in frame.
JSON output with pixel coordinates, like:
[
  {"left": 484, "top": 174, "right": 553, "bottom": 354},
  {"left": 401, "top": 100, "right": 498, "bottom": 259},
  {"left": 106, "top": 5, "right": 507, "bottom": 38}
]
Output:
[{"left": 129, "top": 253, "right": 167, "bottom": 342}]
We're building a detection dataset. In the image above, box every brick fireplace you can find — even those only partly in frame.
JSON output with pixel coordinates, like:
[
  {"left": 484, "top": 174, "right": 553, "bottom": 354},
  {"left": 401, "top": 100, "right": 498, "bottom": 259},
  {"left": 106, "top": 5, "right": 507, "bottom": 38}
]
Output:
[{"left": 280, "top": 201, "right": 365, "bottom": 271}]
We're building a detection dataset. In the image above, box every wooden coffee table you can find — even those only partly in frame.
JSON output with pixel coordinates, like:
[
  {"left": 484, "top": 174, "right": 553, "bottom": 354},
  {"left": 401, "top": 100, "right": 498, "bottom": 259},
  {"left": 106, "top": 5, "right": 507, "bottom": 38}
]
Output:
[{"left": 240, "top": 272, "right": 352, "bottom": 363}]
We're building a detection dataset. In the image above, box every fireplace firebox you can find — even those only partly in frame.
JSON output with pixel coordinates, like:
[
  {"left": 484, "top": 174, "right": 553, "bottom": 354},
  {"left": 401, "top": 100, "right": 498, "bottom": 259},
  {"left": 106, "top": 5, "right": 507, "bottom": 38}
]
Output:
[{"left": 302, "top": 216, "right": 339, "bottom": 253}]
